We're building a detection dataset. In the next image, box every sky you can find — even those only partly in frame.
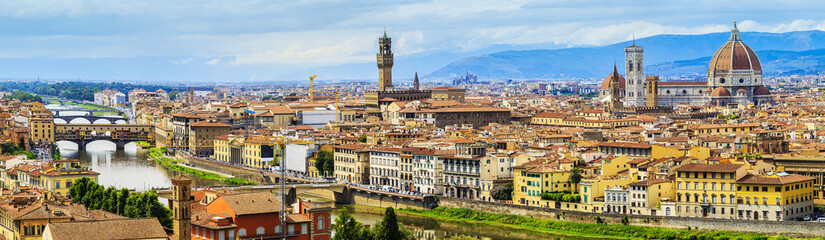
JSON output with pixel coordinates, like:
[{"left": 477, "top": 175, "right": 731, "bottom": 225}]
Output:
[{"left": 3, "top": 0, "right": 825, "bottom": 82}]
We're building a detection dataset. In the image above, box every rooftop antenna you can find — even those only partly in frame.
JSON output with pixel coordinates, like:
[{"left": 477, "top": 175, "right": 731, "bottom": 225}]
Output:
[{"left": 633, "top": 34, "right": 636, "bottom": 46}]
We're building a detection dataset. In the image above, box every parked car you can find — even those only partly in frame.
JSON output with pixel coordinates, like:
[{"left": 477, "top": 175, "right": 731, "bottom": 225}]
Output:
[{"left": 802, "top": 216, "right": 811, "bottom": 221}]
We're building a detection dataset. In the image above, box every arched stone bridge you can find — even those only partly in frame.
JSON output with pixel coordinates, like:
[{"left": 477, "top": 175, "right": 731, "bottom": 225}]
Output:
[
  {"left": 54, "top": 124, "right": 154, "bottom": 150},
  {"left": 55, "top": 115, "right": 127, "bottom": 124}
]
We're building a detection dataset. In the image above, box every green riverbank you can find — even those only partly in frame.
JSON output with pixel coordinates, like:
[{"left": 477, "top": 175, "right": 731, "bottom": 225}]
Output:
[
  {"left": 398, "top": 207, "right": 814, "bottom": 240},
  {"left": 147, "top": 147, "right": 255, "bottom": 186}
]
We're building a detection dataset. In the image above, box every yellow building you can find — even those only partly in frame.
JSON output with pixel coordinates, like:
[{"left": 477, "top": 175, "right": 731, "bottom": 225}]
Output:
[
  {"left": 28, "top": 107, "right": 54, "bottom": 145},
  {"left": 213, "top": 134, "right": 244, "bottom": 165},
  {"left": 674, "top": 163, "right": 745, "bottom": 219},
  {"left": 37, "top": 160, "right": 99, "bottom": 196},
  {"left": 242, "top": 135, "right": 280, "bottom": 169},
  {"left": 735, "top": 173, "right": 815, "bottom": 221},
  {"left": 692, "top": 123, "right": 759, "bottom": 135},
  {"left": 651, "top": 145, "right": 685, "bottom": 159},
  {"left": 628, "top": 179, "right": 674, "bottom": 216},
  {"left": 333, "top": 143, "right": 370, "bottom": 184},
  {"left": 600, "top": 155, "right": 631, "bottom": 177},
  {"left": 187, "top": 121, "right": 231, "bottom": 156},
  {"left": 579, "top": 176, "right": 636, "bottom": 212},
  {"left": 513, "top": 160, "right": 573, "bottom": 207}
]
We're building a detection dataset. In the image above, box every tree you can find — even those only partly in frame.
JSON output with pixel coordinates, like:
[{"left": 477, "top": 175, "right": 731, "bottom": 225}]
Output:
[
  {"left": 491, "top": 182, "right": 513, "bottom": 201},
  {"left": 17, "top": 137, "right": 25, "bottom": 150},
  {"left": 358, "top": 136, "right": 367, "bottom": 143},
  {"left": 373, "top": 207, "right": 415, "bottom": 240},
  {"left": 116, "top": 188, "right": 129, "bottom": 215},
  {"left": 569, "top": 167, "right": 582, "bottom": 193},
  {"left": 169, "top": 91, "right": 181, "bottom": 100},
  {"left": 332, "top": 208, "right": 373, "bottom": 240}
]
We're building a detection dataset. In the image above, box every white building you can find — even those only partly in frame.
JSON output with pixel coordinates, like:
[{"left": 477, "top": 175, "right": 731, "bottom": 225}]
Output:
[
  {"left": 604, "top": 186, "right": 630, "bottom": 214},
  {"left": 284, "top": 143, "right": 318, "bottom": 175},
  {"left": 369, "top": 148, "right": 401, "bottom": 189}
]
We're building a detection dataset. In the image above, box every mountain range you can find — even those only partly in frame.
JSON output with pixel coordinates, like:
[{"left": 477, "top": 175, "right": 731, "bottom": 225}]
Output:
[
  {"left": 426, "top": 30, "right": 825, "bottom": 80},
  {"left": 2, "top": 30, "right": 825, "bottom": 83}
]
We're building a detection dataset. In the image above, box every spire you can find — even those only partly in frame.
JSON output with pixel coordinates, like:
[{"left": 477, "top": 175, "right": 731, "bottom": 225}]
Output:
[
  {"left": 729, "top": 20, "right": 740, "bottom": 41},
  {"left": 383, "top": 26, "right": 387, "bottom": 39},
  {"left": 612, "top": 62, "right": 619, "bottom": 82},
  {"left": 413, "top": 72, "right": 420, "bottom": 90},
  {"left": 632, "top": 33, "right": 636, "bottom": 46}
]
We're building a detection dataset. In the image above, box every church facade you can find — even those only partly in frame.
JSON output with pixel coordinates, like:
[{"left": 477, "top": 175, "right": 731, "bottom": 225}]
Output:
[{"left": 600, "top": 22, "right": 772, "bottom": 107}]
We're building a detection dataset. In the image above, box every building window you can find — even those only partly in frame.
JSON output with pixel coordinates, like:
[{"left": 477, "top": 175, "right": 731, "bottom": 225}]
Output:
[
  {"left": 302, "top": 223, "right": 308, "bottom": 234},
  {"left": 256, "top": 227, "right": 265, "bottom": 235},
  {"left": 238, "top": 228, "right": 247, "bottom": 236}
]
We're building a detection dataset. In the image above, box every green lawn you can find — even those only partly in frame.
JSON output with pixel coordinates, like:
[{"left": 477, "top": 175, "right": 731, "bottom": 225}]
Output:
[
  {"left": 47, "top": 100, "right": 60, "bottom": 105},
  {"left": 92, "top": 111, "right": 120, "bottom": 116}
]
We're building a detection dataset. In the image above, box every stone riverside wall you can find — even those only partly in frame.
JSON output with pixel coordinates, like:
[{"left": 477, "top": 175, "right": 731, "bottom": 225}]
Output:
[
  {"left": 440, "top": 198, "right": 825, "bottom": 238},
  {"left": 175, "top": 152, "right": 270, "bottom": 184}
]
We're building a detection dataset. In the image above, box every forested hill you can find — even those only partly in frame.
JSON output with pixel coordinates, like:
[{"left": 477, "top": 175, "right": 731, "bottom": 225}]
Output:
[{"left": 0, "top": 81, "right": 200, "bottom": 101}]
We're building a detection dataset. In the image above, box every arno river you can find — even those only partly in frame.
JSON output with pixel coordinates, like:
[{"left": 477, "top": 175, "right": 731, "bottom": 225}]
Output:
[{"left": 58, "top": 143, "right": 592, "bottom": 240}]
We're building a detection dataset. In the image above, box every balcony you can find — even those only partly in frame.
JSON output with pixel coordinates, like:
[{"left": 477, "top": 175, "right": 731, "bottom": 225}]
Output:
[{"left": 442, "top": 169, "right": 479, "bottom": 176}]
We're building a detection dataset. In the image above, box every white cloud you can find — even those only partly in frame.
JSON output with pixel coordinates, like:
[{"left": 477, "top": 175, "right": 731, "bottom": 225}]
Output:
[{"left": 205, "top": 58, "right": 221, "bottom": 65}]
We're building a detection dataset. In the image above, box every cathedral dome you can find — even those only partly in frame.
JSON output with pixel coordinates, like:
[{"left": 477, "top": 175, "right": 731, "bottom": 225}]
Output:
[
  {"left": 736, "top": 87, "right": 748, "bottom": 92},
  {"left": 710, "top": 87, "right": 731, "bottom": 97},
  {"left": 709, "top": 22, "right": 761, "bottom": 73},
  {"left": 753, "top": 86, "right": 771, "bottom": 96},
  {"left": 600, "top": 71, "right": 625, "bottom": 90}
]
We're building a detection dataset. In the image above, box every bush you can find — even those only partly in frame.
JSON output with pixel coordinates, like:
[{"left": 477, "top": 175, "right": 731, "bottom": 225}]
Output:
[
  {"left": 539, "top": 191, "right": 580, "bottom": 203},
  {"left": 621, "top": 215, "right": 629, "bottom": 225}
]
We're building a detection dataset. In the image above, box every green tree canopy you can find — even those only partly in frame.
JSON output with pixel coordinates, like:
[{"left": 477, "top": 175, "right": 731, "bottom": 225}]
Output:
[
  {"left": 373, "top": 207, "right": 415, "bottom": 240},
  {"left": 332, "top": 208, "right": 373, "bottom": 240}
]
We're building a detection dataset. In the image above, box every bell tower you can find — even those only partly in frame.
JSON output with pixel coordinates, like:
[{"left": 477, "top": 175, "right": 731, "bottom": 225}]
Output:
[
  {"left": 610, "top": 63, "right": 622, "bottom": 111},
  {"left": 645, "top": 75, "right": 659, "bottom": 107},
  {"left": 171, "top": 175, "right": 191, "bottom": 240},
  {"left": 624, "top": 39, "right": 644, "bottom": 107},
  {"left": 377, "top": 30, "right": 394, "bottom": 92}
]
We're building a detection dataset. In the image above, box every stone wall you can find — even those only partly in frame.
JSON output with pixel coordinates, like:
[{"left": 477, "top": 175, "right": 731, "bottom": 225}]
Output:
[
  {"left": 440, "top": 198, "right": 825, "bottom": 238},
  {"left": 175, "top": 152, "right": 269, "bottom": 184}
]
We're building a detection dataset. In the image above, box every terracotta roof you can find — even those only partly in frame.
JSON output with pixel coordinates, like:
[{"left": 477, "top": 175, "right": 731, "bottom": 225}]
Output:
[
  {"left": 217, "top": 192, "right": 282, "bottom": 215},
  {"left": 190, "top": 121, "right": 231, "bottom": 127},
  {"left": 629, "top": 179, "right": 669, "bottom": 186},
  {"left": 736, "top": 173, "right": 814, "bottom": 185},
  {"left": 674, "top": 163, "right": 743, "bottom": 173},
  {"left": 597, "top": 142, "right": 651, "bottom": 149},
  {"left": 46, "top": 218, "right": 167, "bottom": 240},
  {"left": 286, "top": 213, "right": 312, "bottom": 223},
  {"left": 754, "top": 86, "right": 771, "bottom": 96},
  {"left": 710, "top": 87, "right": 731, "bottom": 97},
  {"left": 599, "top": 71, "right": 625, "bottom": 90},
  {"left": 710, "top": 30, "right": 761, "bottom": 72}
]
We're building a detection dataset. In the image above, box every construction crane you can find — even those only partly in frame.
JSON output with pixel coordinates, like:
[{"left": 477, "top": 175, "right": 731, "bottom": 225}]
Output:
[
  {"left": 309, "top": 75, "right": 317, "bottom": 103},
  {"left": 290, "top": 89, "right": 355, "bottom": 123}
]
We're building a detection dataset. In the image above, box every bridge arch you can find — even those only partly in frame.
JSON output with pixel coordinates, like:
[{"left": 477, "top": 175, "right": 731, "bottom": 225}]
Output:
[
  {"left": 56, "top": 140, "right": 80, "bottom": 151},
  {"left": 69, "top": 118, "right": 92, "bottom": 124},
  {"left": 93, "top": 118, "right": 113, "bottom": 124},
  {"left": 54, "top": 118, "right": 68, "bottom": 124},
  {"left": 115, "top": 119, "right": 127, "bottom": 124}
]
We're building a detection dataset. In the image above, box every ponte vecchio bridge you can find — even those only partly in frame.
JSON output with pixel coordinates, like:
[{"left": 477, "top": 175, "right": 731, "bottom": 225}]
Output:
[{"left": 54, "top": 124, "right": 155, "bottom": 150}]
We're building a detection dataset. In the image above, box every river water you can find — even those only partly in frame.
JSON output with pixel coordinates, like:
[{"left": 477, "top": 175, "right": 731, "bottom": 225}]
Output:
[{"left": 58, "top": 143, "right": 589, "bottom": 240}]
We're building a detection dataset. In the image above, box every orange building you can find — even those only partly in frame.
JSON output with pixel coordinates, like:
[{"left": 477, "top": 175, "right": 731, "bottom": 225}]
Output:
[{"left": 190, "top": 192, "right": 332, "bottom": 240}]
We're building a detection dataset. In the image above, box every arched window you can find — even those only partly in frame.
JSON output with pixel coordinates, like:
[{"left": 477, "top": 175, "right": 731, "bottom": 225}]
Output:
[
  {"left": 637, "top": 63, "right": 641, "bottom": 72},
  {"left": 238, "top": 228, "right": 247, "bottom": 236},
  {"left": 256, "top": 226, "right": 265, "bottom": 235},
  {"left": 628, "top": 60, "right": 634, "bottom": 72},
  {"left": 318, "top": 215, "right": 325, "bottom": 229}
]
